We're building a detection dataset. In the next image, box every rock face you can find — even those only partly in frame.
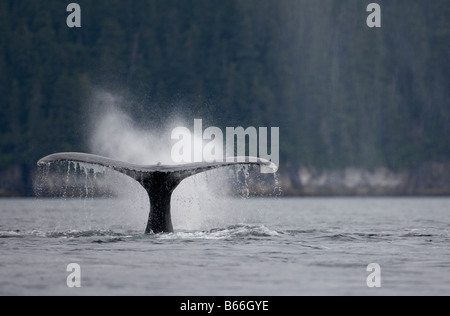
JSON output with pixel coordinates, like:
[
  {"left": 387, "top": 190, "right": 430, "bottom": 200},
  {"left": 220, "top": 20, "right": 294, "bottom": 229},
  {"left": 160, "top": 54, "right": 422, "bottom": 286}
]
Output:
[
  {"left": 406, "top": 162, "right": 450, "bottom": 195},
  {"left": 279, "top": 162, "right": 450, "bottom": 196}
]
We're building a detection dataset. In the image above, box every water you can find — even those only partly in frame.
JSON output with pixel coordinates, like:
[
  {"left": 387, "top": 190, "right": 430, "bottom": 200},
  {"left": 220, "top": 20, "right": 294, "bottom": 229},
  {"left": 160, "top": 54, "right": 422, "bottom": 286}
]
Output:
[{"left": 0, "top": 197, "right": 449, "bottom": 296}]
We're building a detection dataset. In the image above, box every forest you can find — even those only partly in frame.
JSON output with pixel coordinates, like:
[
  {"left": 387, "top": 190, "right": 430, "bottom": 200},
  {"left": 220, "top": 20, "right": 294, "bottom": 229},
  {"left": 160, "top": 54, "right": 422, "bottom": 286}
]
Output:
[{"left": 0, "top": 0, "right": 449, "bottom": 195}]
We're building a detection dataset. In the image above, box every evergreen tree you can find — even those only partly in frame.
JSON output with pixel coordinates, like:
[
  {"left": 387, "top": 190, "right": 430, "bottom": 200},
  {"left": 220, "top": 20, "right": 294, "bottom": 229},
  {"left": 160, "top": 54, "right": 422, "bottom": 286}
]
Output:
[{"left": 0, "top": 0, "right": 449, "bottom": 194}]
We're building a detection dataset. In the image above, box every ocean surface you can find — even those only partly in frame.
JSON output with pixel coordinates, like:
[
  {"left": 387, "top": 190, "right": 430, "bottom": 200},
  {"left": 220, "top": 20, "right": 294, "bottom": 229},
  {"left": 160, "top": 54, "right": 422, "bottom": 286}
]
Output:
[{"left": 0, "top": 197, "right": 449, "bottom": 296}]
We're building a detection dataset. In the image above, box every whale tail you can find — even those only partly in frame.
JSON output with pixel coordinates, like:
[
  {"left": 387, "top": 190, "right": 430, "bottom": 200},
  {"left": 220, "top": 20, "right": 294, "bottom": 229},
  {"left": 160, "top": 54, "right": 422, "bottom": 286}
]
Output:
[{"left": 37, "top": 152, "right": 277, "bottom": 233}]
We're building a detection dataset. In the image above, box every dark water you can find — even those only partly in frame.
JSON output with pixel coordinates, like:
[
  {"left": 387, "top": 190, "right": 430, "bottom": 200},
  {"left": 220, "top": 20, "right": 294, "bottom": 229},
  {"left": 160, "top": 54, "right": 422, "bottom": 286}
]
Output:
[{"left": 0, "top": 197, "right": 449, "bottom": 296}]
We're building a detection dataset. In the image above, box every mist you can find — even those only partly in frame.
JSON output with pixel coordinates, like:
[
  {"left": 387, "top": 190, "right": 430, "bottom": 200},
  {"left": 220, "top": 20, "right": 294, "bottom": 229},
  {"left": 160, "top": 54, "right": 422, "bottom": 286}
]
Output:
[
  {"left": 88, "top": 91, "right": 174, "bottom": 165},
  {"left": 85, "top": 90, "right": 262, "bottom": 231}
]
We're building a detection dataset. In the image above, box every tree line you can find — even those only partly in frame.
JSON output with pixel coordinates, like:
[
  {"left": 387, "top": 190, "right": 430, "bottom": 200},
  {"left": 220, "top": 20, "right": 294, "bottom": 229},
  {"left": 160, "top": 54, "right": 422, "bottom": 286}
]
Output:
[{"left": 0, "top": 0, "right": 449, "bottom": 194}]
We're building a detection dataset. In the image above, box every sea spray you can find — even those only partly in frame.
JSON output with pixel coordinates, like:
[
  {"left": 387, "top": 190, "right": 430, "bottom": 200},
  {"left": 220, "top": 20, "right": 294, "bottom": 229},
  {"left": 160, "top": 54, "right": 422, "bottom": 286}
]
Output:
[
  {"left": 35, "top": 90, "right": 279, "bottom": 232},
  {"left": 33, "top": 163, "right": 50, "bottom": 198},
  {"left": 273, "top": 172, "right": 283, "bottom": 197},
  {"left": 34, "top": 161, "right": 148, "bottom": 233},
  {"left": 88, "top": 92, "right": 175, "bottom": 166},
  {"left": 86, "top": 91, "right": 250, "bottom": 231}
]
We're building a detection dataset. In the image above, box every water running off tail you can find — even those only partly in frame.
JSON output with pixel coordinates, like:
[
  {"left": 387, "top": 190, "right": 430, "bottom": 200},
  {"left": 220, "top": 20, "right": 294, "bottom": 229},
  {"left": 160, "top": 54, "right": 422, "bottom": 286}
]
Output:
[{"left": 38, "top": 152, "right": 277, "bottom": 234}]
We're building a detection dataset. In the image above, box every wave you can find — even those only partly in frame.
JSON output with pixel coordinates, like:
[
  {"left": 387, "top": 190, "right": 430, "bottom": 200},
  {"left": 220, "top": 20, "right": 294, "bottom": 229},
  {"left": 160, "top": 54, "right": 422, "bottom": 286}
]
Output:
[
  {"left": 3, "top": 226, "right": 446, "bottom": 243},
  {"left": 0, "top": 230, "right": 24, "bottom": 238},
  {"left": 0, "top": 229, "right": 133, "bottom": 239},
  {"left": 0, "top": 225, "right": 280, "bottom": 241},
  {"left": 156, "top": 225, "right": 281, "bottom": 240},
  {"left": 44, "top": 230, "right": 133, "bottom": 239}
]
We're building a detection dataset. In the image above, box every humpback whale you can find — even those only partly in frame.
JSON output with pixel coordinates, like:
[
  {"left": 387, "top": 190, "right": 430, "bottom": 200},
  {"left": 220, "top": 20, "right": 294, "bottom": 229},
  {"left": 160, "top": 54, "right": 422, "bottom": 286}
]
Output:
[{"left": 38, "top": 153, "right": 276, "bottom": 234}]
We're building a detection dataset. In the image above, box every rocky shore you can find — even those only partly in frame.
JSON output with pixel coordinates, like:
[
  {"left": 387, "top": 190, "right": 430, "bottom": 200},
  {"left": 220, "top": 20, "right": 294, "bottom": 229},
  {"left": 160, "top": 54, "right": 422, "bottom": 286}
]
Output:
[
  {"left": 278, "top": 161, "right": 450, "bottom": 196},
  {"left": 1, "top": 161, "right": 450, "bottom": 197}
]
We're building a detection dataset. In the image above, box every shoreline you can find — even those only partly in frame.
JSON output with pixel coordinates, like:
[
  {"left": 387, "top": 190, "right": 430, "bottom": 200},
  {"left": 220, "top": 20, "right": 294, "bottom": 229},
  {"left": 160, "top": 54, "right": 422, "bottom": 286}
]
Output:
[{"left": 2, "top": 160, "right": 450, "bottom": 198}]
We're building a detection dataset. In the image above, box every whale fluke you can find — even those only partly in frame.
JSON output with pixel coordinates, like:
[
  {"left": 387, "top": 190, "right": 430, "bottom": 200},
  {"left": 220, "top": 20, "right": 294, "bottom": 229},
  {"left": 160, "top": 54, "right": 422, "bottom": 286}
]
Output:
[{"left": 38, "top": 152, "right": 277, "bottom": 234}]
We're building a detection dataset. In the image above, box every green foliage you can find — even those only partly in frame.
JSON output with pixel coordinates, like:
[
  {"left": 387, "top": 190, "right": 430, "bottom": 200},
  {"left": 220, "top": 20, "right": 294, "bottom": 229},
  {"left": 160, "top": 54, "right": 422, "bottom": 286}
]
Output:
[{"left": 0, "top": 0, "right": 449, "bottom": 190}]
